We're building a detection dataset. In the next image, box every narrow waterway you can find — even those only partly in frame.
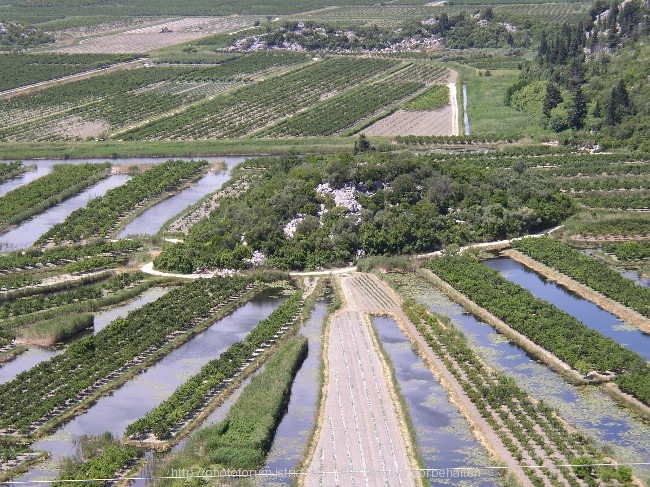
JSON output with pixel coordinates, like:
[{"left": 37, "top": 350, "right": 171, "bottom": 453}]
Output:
[
  {"left": 0, "top": 165, "right": 50, "bottom": 197},
  {"left": 0, "top": 346, "right": 62, "bottom": 385},
  {"left": 16, "top": 290, "right": 285, "bottom": 484},
  {"left": 620, "top": 269, "right": 650, "bottom": 288},
  {"left": 260, "top": 300, "right": 327, "bottom": 485},
  {"left": 395, "top": 275, "right": 650, "bottom": 482},
  {"left": 0, "top": 287, "right": 170, "bottom": 385},
  {"left": 485, "top": 257, "right": 650, "bottom": 360},
  {"left": 372, "top": 316, "right": 497, "bottom": 486},
  {"left": 93, "top": 287, "right": 170, "bottom": 333},
  {"left": 0, "top": 174, "right": 131, "bottom": 251},
  {"left": 116, "top": 168, "right": 232, "bottom": 238}
]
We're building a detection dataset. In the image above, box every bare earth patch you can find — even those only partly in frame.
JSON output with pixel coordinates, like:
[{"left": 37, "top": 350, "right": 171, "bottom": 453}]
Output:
[
  {"left": 363, "top": 106, "right": 454, "bottom": 136},
  {"left": 57, "top": 17, "right": 254, "bottom": 54}
]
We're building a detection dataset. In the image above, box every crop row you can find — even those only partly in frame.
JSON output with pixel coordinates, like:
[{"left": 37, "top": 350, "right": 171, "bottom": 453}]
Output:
[
  {"left": 402, "top": 298, "right": 625, "bottom": 487},
  {"left": 0, "top": 162, "right": 25, "bottom": 183},
  {"left": 176, "top": 51, "right": 311, "bottom": 82},
  {"left": 0, "top": 238, "right": 142, "bottom": 273},
  {"left": 574, "top": 192, "right": 650, "bottom": 210},
  {"left": 570, "top": 217, "right": 650, "bottom": 238},
  {"left": 558, "top": 175, "right": 650, "bottom": 192},
  {"left": 120, "top": 57, "right": 398, "bottom": 140},
  {"left": 511, "top": 237, "right": 650, "bottom": 319},
  {"left": 0, "top": 271, "right": 145, "bottom": 320},
  {"left": 257, "top": 81, "right": 423, "bottom": 137},
  {"left": 0, "top": 53, "right": 137, "bottom": 92},
  {"left": 430, "top": 255, "right": 650, "bottom": 407},
  {"left": 0, "top": 276, "right": 255, "bottom": 433},
  {"left": 126, "top": 292, "right": 303, "bottom": 440},
  {"left": 0, "top": 163, "right": 110, "bottom": 234},
  {"left": 199, "top": 334, "right": 308, "bottom": 469},
  {"left": 383, "top": 63, "right": 449, "bottom": 85},
  {"left": 38, "top": 160, "right": 208, "bottom": 244},
  {"left": 602, "top": 241, "right": 650, "bottom": 261}
]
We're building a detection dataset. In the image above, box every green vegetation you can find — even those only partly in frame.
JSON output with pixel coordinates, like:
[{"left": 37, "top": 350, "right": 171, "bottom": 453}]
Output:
[
  {"left": 404, "top": 85, "right": 449, "bottom": 111},
  {"left": 155, "top": 152, "right": 573, "bottom": 272},
  {"left": 121, "top": 58, "right": 397, "bottom": 140},
  {"left": 54, "top": 432, "right": 141, "bottom": 487},
  {"left": 603, "top": 241, "right": 650, "bottom": 261},
  {"left": 0, "top": 53, "right": 137, "bottom": 91},
  {"left": 0, "top": 276, "right": 254, "bottom": 432},
  {"left": 257, "top": 81, "right": 423, "bottom": 137},
  {"left": 0, "top": 20, "right": 53, "bottom": 49},
  {"left": 512, "top": 237, "right": 650, "bottom": 318},
  {"left": 16, "top": 313, "right": 93, "bottom": 346},
  {"left": 0, "top": 161, "right": 25, "bottom": 182},
  {"left": 38, "top": 160, "right": 208, "bottom": 243},
  {"left": 126, "top": 292, "right": 302, "bottom": 439},
  {"left": 200, "top": 335, "right": 307, "bottom": 469},
  {"left": 429, "top": 254, "right": 650, "bottom": 406},
  {"left": 400, "top": 297, "right": 631, "bottom": 487},
  {"left": 0, "top": 163, "right": 110, "bottom": 234}
]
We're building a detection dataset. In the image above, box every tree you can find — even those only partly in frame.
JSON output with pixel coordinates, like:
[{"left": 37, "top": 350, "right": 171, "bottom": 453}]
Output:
[
  {"left": 543, "top": 82, "right": 563, "bottom": 116},
  {"left": 569, "top": 86, "right": 587, "bottom": 129},
  {"left": 354, "top": 133, "right": 374, "bottom": 154}
]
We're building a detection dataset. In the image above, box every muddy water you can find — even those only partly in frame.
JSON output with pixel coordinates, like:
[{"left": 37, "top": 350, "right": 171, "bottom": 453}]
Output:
[
  {"left": 260, "top": 301, "right": 327, "bottom": 485},
  {"left": 0, "top": 174, "right": 131, "bottom": 251},
  {"left": 371, "top": 316, "right": 498, "bottom": 487},
  {"left": 116, "top": 168, "right": 232, "bottom": 238},
  {"left": 399, "top": 276, "right": 650, "bottom": 482},
  {"left": 16, "top": 291, "right": 285, "bottom": 484},
  {"left": 485, "top": 257, "right": 650, "bottom": 360}
]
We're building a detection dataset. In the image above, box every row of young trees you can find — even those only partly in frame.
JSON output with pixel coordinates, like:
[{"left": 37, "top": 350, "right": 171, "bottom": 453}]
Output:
[
  {"left": 0, "top": 163, "right": 110, "bottom": 234},
  {"left": 512, "top": 237, "right": 650, "bottom": 317},
  {"left": 0, "top": 276, "right": 254, "bottom": 432},
  {"left": 38, "top": 160, "right": 208, "bottom": 243},
  {"left": 429, "top": 254, "right": 650, "bottom": 406},
  {"left": 126, "top": 292, "right": 302, "bottom": 439}
]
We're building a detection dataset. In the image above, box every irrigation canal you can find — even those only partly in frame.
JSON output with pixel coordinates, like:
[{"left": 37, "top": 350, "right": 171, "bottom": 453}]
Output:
[
  {"left": 413, "top": 277, "right": 650, "bottom": 482},
  {"left": 15, "top": 290, "right": 285, "bottom": 484},
  {"left": 485, "top": 257, "right": 650, "bottom": 360},
  {"left": 372, "top": 316, "right": 498, "bottom": 487}
]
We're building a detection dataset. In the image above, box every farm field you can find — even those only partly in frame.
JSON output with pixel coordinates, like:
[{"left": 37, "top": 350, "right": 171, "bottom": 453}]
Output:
[
  {"left": 54, "top": 17, "right": 256, "bottom": 54},
  {"left": 1, "top": 0, "right": 650, "bottom": 484}
]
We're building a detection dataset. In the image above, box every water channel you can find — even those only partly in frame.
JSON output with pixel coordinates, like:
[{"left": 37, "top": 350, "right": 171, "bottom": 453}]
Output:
[
  {"left": 16, "top": 290, "right": 285, "bottom": 484},
  {"left": 394, "top": 274, "right": 650, "bottom": 482},
  {"left": 484, "top": 257, "right": 650, "bottom": 360},
  {"left": 372, "top": 316, "right": 498, "bottom": 486},
  {"left": 0, "top": 175, "right": 131, "bottom": 251},
  {"left": 0, "top": 156, "right": 247, "bottom": 251}
]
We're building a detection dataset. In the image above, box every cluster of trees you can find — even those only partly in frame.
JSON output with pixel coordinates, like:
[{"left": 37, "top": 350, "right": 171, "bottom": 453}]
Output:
[
  {"left": 234, "top": 17, "right": 525, "bottom": 53},
  {"left": 0, "top": 21, "right": 53, "bottom": 49},
  {"left": 506, "top": 0, "right": 650, "bottom": 147},
  {"left": 155, "top": 152, "right": 573, "bottom": 272}
]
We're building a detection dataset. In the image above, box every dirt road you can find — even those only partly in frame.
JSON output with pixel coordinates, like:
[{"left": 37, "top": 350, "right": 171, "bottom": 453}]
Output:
[{"left": 304, "top": 275, "right": 419, "bottom": 487}]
